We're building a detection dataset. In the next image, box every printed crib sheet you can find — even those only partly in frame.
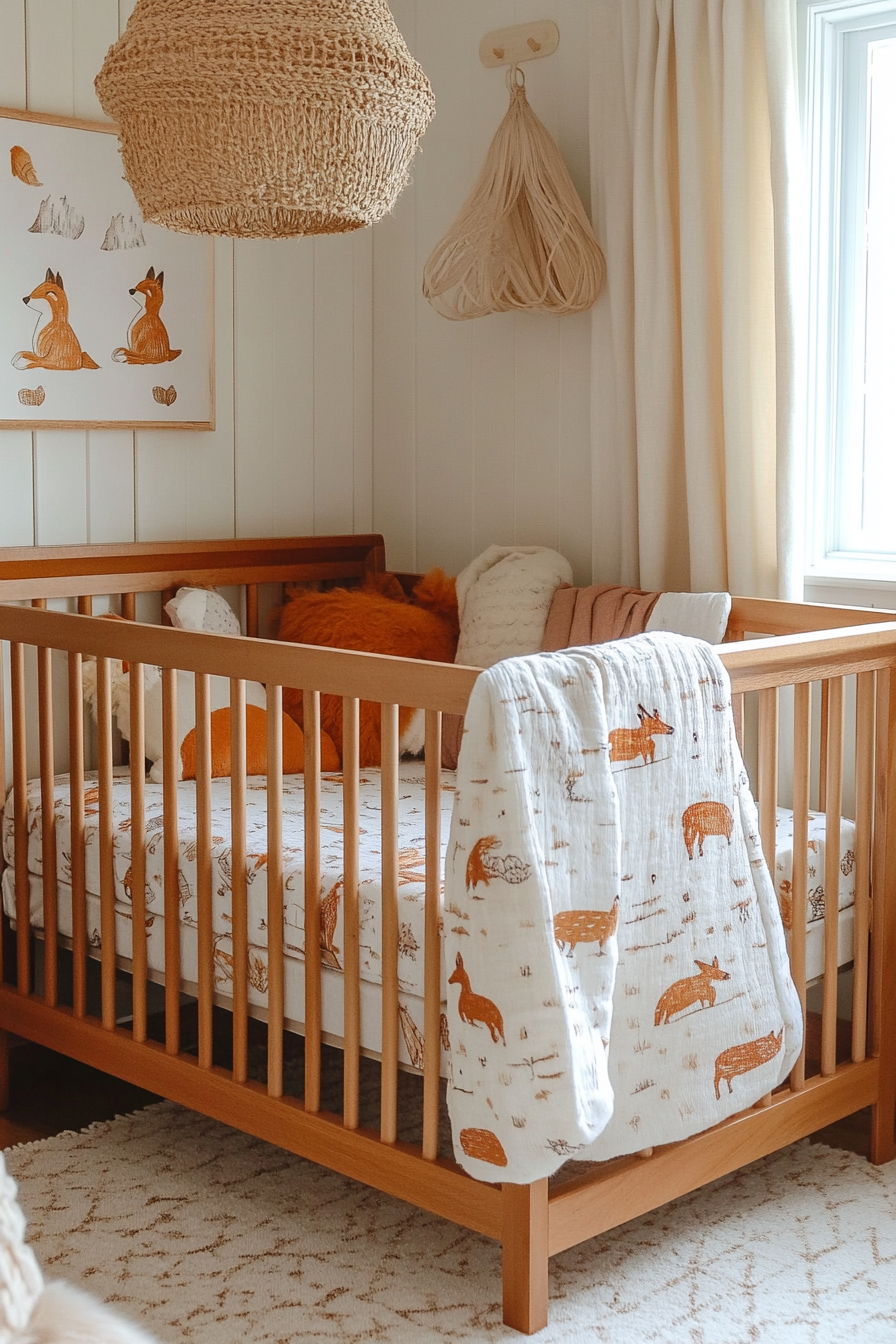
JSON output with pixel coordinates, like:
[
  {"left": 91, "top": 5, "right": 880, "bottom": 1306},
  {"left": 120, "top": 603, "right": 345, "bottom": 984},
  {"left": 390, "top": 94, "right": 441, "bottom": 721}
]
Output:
[
  {"left": 443, "top": 633, "right": 803, "bottom": 1184},
  {"left": 774, "top": 807, "right": 857, "bottom": 928},
  {"left": 1, "top": 764, "right": 456, "bottom": 1002}
]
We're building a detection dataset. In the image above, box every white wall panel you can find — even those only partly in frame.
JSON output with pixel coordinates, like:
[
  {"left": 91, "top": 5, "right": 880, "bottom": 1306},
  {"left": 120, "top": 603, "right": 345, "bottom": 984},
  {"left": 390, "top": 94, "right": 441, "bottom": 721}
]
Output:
[
  {"left": 233, "top": 238, "right": 315, "bottom": 538},
  {"left": 135, "top": 239, "right": 236, "bottom": 541},
  {"left": 72, "top": 0, "right": 116, "bottom": 120},
  {"left": 313, "top": 234, "right": 360, "bottom": 535},
  {"left": 0, "top": 0, "right": 26, "bottom": 106},
  {"left": 372, "top": 0, "right": 596, "bottom": 581},
  {"left": 87, "top": 431, "right": 135, "bottom": 542},
  {"left": 0, "top": 2, "right": 34, "bottom": 547}
]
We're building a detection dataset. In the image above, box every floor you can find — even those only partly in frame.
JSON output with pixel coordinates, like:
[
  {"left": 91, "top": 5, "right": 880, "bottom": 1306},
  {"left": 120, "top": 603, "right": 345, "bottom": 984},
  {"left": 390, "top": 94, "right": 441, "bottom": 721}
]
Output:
[{"left": 0, "top": 1038, "right": 160, "bottom": 1149}]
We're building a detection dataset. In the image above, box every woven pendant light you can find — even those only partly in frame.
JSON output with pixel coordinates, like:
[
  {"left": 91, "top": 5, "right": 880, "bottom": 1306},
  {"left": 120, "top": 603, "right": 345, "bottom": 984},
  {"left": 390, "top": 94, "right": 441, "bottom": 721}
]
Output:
[{"left": 95, "top": 0, "right": 435, "bottom": 239}]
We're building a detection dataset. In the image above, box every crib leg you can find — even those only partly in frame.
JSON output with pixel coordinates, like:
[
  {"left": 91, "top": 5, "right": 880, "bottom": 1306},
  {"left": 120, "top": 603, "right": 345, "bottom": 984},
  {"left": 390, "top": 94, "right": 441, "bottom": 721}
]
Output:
[{"left": 502, "top": 1178, "right": 549, "bottom": 1334}]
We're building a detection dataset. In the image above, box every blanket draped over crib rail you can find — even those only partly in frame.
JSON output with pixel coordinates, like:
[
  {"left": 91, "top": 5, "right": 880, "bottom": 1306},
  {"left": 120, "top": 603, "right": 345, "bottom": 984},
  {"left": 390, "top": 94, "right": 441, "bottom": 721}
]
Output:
[{"left": 444, "top": 632, "right": 802, "bottom": 1183}]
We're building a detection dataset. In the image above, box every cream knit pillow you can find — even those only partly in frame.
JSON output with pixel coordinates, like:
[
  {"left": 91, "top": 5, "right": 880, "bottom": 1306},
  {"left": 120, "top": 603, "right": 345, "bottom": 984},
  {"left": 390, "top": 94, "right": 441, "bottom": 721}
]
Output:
[{"left": 454, "top": 545, "right": 573, "bottom": 669}]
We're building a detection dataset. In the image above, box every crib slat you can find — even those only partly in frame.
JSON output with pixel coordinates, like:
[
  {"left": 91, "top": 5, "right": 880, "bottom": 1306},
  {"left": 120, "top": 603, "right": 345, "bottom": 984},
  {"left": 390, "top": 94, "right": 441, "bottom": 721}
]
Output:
[
  {"left": 852, "top": 671, "right": 875, "bottom": 1062},
  {"left": 67, "top": 652, "right": 87, "bottom": 1018},
  {"left": 342, "top": 696, "right": 361, "bottom": 1129},
  {"left": 11, "top": 643, "right": 29, "bottom": 994},
  {"left": 423, "top": 709, "right": 442, "bottom": 1161},
  {"left": 821, "top": 677, "right": 844, "bottom": 1076},
  {"left": 818, "top": 680, "right": 829, "bottom": 811},
  {"left": 161, "top": 667, "right": 181, "bottom": 1055},
  {"left": 194, "top": 673, "right": 213, "bottom": 1070},
  {"left": 121, "top": 592, "right": 136, "bottom": 622},
  {"left": 757, "top": 688, "right": 778, "bottom": 874},
  {"left": 266, "top": 683, "right": 284, "bottom": 1098},
  {"left": 128, "top": 663, "right": 147, "bottom": 1043},
  {"left": 96, "top": 658, "right": 117, "bottom": 1031},
  {"left": 37, "top": 644, "right": 58, "bottom": 1007},
  {"left": 303, "top": 689, "right": 322, "bottom": 1113},
  {"left": 870, "top": 669, "right": 891, "bottom": 1059},
  {"left": 246, "top": 584, "right": 259, "bottom": 639},
  {"left": 789, "top": 681, "right": 811, "bottom": 1091},
  {"left": 381, "top": 703, "right": 400, "bottom": 1146},
  {"left": 230, "top": 678, "right": 248, "bottom": 1084}
]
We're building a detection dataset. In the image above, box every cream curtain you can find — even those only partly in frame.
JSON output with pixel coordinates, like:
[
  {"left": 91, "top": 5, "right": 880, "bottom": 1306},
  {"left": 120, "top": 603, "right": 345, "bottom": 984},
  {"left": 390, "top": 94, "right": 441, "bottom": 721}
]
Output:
[{"left": 589, "top": 0, "right": 805, "bottom": 599}]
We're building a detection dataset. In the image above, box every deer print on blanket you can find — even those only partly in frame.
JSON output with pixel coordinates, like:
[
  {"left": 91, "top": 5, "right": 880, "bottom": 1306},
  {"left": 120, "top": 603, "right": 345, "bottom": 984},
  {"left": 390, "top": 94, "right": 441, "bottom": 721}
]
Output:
[
  {"left": 449, "top": 953, "right": 506, "bottom": 1044},
  {"left": 609, "top": 704, "right": 674, "bottom": 765},
  {"left": 654, "top": 956, "right": 730, "bottom": 1024},
  {"left": 682, "top": 800, "right": 733, "bottom": 859},
  {"left": 553, "top": 896, "right": 619, "bottom": 957},
  {"left": 713, "top": 1028, "right": 783, "bottom": 1099},
  {"left": 465, "top": 835, "right": 532, "bottom": 890}
]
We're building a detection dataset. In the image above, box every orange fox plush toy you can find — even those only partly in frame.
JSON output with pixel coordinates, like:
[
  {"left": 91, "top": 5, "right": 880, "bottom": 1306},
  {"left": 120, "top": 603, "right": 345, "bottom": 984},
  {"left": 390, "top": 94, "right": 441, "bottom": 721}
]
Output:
[{"left": 277, "top": 569, "right": 459, "bottom": 767}]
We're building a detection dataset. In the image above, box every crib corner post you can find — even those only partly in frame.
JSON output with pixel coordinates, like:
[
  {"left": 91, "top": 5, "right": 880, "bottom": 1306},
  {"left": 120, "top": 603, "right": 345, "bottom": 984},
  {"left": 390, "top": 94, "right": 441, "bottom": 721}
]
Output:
[
  {"left": 501, "top": 1178, "right": 549, "bottom": 1335},
  {"left": 0, "top": 1029, "right": 9, "bottom": 1112}
]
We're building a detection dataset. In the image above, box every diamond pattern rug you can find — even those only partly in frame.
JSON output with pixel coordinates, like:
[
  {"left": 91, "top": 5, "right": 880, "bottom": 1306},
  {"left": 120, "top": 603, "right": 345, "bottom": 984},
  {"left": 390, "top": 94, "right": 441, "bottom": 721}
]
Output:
[{"left": 5, "top": 1102, "right": 896, "bottom": 1343}]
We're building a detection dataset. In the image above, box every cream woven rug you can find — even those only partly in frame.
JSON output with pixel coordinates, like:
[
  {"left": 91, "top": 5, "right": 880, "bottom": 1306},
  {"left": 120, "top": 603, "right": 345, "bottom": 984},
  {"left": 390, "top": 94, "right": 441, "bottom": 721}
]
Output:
[{"left": 5, "top": 1102, "right": 896, "bottom": 1344}]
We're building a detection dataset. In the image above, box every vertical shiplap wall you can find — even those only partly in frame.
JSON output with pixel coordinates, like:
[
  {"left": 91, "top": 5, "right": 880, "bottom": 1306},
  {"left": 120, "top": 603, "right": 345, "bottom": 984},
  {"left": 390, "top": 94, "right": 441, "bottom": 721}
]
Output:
[
  {"left": 0, "top": 0, "right": 372, "bottom": 549},
  {"left": 0, "top": 1, "right": 595, "bottom": 577},
  {"left": 373, "top": 0, "right": 595, "bottom": 580}
]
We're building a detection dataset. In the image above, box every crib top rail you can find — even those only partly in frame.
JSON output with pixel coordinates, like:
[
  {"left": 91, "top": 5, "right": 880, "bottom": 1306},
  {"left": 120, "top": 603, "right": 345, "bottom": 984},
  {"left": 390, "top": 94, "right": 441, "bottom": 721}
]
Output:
[{"left": 0, "top": 534, "right": 387, "bottom": 603}]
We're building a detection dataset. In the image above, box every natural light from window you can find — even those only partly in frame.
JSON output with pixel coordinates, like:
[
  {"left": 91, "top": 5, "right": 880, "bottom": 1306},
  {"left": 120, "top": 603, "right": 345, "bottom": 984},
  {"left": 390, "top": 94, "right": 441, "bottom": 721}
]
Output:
[{"left": 803, "top": 0, "right": 896, "bottom": 581}]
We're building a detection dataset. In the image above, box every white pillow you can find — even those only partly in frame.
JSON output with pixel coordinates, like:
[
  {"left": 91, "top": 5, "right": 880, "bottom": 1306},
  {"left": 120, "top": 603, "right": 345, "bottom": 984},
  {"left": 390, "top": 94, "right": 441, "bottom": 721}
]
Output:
[
  {"left": 165, "top": 586, "right": 242, "bottom": 636},
  {"left": 645, "top": 591, "right": 731, "bottom": 645},
  {"left": 454, "top": 545, "right": 573, "bottom": 669}
]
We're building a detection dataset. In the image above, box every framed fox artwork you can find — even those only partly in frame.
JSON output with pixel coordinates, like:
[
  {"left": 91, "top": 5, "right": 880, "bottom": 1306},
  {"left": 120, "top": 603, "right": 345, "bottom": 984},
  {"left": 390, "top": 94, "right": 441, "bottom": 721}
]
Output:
[{"left": 1, "top": 106, "right": 214, "bottom": 430}]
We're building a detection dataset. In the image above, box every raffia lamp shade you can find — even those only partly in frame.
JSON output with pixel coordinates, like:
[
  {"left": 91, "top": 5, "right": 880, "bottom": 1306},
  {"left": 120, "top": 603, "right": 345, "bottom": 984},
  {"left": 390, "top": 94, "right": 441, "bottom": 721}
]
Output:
[{"left": 94, "top": 0, "right": 435, "bottom": 239}]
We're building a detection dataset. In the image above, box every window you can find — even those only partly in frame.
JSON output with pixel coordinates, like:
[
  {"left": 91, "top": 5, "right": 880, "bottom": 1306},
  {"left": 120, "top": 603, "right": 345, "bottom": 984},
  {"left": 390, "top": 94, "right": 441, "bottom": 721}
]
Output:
[{"left": 801, "top": 0, "right": 896, "bottom": 583}]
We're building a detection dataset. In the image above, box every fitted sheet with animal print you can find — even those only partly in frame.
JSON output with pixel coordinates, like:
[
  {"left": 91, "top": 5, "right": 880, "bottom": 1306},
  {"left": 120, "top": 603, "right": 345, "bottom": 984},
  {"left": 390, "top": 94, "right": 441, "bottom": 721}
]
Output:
[{"left": 1, "top": 765, "right": 457, "bottom": 1008}]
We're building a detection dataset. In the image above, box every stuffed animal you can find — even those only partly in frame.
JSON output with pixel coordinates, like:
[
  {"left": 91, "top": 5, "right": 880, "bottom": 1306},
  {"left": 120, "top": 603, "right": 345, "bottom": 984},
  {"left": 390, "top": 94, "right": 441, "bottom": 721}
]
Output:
[{"left": 277, "top": 569, "right": 458, "bottom": 767}]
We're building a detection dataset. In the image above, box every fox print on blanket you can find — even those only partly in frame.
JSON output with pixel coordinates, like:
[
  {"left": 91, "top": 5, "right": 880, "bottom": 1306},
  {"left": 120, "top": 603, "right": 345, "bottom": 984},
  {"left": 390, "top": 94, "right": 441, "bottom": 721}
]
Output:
[
  {"left": 553, "top": 896, "right": 619, "bottom": 956},
  {"left": 713, "top": 1028, "right": 783, "bottom": 1099},
  {"left": 465, "top": 835, "right": 531, "bottom": 889},
  {"left": 609, "top": 704, "right": 674, "bottom": 765},
  {"left": 654, "top": 956, "right": 730, "bottom": 1024},
  {"left": 449, "top": 953, "right": 506, "bottom": 1044},
  {"left": 683, "top": 800, "right": 733, "bottom": 859}
]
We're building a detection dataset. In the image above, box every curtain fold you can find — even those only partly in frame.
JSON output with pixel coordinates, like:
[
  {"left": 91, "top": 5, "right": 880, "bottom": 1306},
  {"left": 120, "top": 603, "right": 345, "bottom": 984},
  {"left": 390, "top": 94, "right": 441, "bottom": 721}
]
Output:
[{"left": 589, "top": 0, "right": 805, "bottom": 599}]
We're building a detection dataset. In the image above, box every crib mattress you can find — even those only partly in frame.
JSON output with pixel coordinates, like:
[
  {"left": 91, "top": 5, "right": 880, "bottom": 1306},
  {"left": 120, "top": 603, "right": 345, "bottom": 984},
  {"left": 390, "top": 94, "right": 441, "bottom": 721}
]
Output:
[
  {"left": 2, "top": 765, "right": 456, "bottom": 1001},
  {"left": 2, "top": 775, "right": 858, "bottom": 1065}
]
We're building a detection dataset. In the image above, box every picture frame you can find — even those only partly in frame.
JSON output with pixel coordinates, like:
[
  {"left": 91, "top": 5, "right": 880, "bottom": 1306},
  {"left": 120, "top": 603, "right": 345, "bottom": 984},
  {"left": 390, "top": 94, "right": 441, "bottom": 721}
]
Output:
[{"left": 1, "top": 106, "right": 215, "bottom": 431}]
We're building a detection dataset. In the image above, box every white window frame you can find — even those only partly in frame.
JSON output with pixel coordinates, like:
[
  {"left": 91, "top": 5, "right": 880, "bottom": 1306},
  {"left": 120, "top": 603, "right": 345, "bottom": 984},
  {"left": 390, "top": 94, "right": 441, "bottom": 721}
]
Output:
[{"left": 800, "top": 0, "right": 896, "bottom": 607}]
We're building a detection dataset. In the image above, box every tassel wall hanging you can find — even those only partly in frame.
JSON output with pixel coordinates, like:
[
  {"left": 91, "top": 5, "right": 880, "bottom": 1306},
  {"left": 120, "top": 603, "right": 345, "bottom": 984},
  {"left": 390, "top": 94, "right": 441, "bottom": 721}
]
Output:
[
  {"left": 95, "top": 0, "right": 435, "bottom": 239},
  {"left": 423, "top": 23, "right": 605, "bottom": 320}
]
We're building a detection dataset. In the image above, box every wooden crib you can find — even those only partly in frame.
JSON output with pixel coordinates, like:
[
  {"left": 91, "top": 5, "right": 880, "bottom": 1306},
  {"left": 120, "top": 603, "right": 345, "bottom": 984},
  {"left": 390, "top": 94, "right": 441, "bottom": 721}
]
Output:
[{"left": 0, "top": 534, "right": 893, "bottom": 1336}]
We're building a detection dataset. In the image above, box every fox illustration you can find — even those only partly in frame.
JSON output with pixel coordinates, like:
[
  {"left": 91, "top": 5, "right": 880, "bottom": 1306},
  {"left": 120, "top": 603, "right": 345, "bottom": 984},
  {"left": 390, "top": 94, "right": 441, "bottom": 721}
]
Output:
[
  {"left": 683, "top": 800, "right": 733, "bottom": 859},
  {"left": 449, "top": 952, "right": 506, "bottom": 1044},
  {"left": 465, "top": 835, "right": 531, "bottom": 890},
  {"left": 654, "top": 956, "right": 730, "bottom": 1024},
  {"left": 13, "top": 269, "right": 99, "bottom": 371},
  {"left": 609, "top": 705, "right": 674, "bottom": 765},
  {"left": 713, "top": 1028, "right": 783, "bottom": 1099},
  {"left": 113, "top": 267, "right": 181, "bottom": 365},
  {"left": 553, "top": 896, "right": 619, "bottom": 956}
]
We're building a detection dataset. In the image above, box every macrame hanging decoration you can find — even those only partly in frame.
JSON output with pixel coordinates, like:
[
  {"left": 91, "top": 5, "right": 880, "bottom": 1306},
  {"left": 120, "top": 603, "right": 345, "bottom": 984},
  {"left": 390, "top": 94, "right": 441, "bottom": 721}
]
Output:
[
  {"left": 423, "top": 66, "right": 605, "bottom": 320},
  {"left": 94, "top": 0, "right": 435, "bottom": 240}
]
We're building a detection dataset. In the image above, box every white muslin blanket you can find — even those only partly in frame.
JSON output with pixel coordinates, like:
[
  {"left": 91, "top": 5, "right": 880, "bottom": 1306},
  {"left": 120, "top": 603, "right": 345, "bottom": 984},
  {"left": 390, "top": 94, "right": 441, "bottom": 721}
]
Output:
[{"left": 443, "top": 632, "right": 802, "bottom": 1183}]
